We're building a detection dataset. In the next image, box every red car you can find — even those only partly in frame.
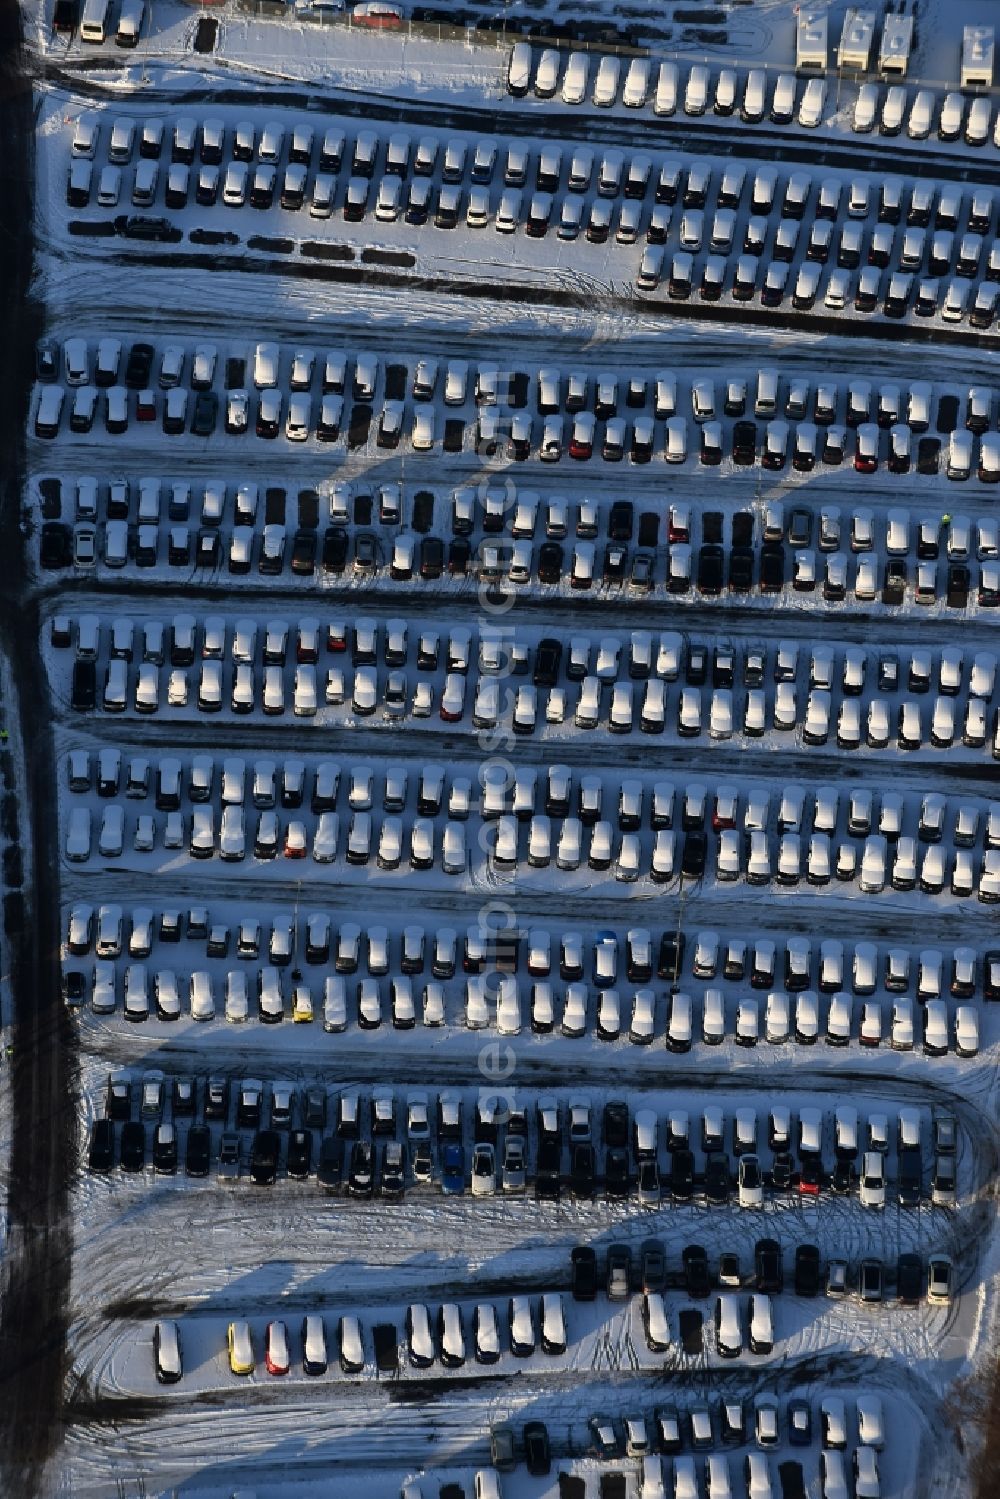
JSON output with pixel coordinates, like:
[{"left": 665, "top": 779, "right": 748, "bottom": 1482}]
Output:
[
  {"left": 265, "top": 1320, "right": 289, "bottom": 1376},
  {"left": 798, "top": 1159, "right": 821, "bottom": 1195}
]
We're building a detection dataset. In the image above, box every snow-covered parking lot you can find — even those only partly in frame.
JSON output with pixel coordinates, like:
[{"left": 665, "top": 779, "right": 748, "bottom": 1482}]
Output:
[{"left": 9, "top": 1, "right": 1000, "bottom": 1496}]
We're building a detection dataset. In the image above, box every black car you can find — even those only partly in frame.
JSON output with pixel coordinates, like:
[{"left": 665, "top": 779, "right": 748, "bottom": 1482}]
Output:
[
  {"left": 125, "top": 342, "right": 155, "bottom": 388},
  {"left": 153, "top": 1128, "right": 178, "bottom": 1175},
  {"left": 535, "top": 1137, "right": 561, "bottom": 1200},
  {"left": 603, "top": 1100, "right": 629, "bottom": 1148},
  {"left": 291, "top": 529, "right": 317, "bottom": 575},
  {"left": 860, "top": 1258, "right": 883, "bottom": 1302},
  {"left": 189, "top": 389, "right": 218, "bottom": 437},
  {"left": 204, "top": 1075, "right": 228, "bottom": 1121},
  {"left": 538, "top": 540, "right": 563, "bottom": 584},
  {"left": 114, "top": 215, "right": 183, "bottom": 242},
  {"left": 571, "top": 1142, "right": 595, "bottom": 1199},
  {"left": 322, "top": 526, "right": 348, "bottom": 573},
  {"left": 524, "top": 1422, "right": 551, "bottom": 1477},
  {"left": 419, "top": 537, "right": 444, "bottom": 579},
  {"left": 604, "top": 1148, "right": 629, "bottom": 1199},
  {"left": 669, "top": 1149, "right": 693, "bottom": 1202},
  {"left": 53, "top": 0, "right": 79, "bottom": 33},
  {"left": 185, "top": 1125, "right": 211, "bottom": 1177},
  {"left": 897, "top": 1148, "right": 922, "bottom": 1207},
  {"left": 732, "top": 419, "right": 757, "bottom": 464},
  {"left": 571, "top": 1245, "right": 597, "bottom": 1301},
  {"left": 348, "top": 1140, "right": 374, "bottom": 1197},
  {"left": 448, "top": 537, "right": 470, "bottom": 576},
  {"left": 318, "top": 1135, "right": 344, "bottom": 1191},
  {"left": 120, "top": 1121, "right": 145, "bottom": 1172},
  {"left": 40, "top": 522, "right": 70, "bottom": 570},
  {"left": 683, "top": 1244, "right": 710, "bottom": 1297},
  {"left": 533, "top": 637, "right": 562, "bottom": 687},
  {"left": 726, "top": 548, "right": 752, "bottom": 591},
  {"left": 636, "top": 1240, "right": 665, "bottom": 1294},
  {"left": 883, "top": 559, "right": 907, "bottom": 605},
  {"left": 917, "top": 436, "right": 941, "bottom": 474},
  {"left": 897, "top": 1251, "right": 923, "bottom": 1305},
  {"left": 697, "top": 544, "right": 724, "bottom": 595},
  {"left": 760, "top": 544, "right": 784, "bottom": 593},
  {"left": 794, "top": 1243, "right": 821, "bottom": 1296},
  {"left": 947, "top": 563, "right": 970, "bottom": 609},
  {"left": 88, "top": 1119, "right": 114, "bottom": 1172},
  {"left": 755, "top": 1238, "right": 783, "bottom": 1293},
  {"left": 287, "top": 1130, "right": 312, "bottom": 1179},
  {"left": 603, "top": 543, "right": 628, "bottom": 585},
  {"left": 681, "top": 831, "right": 707, "bottom": 879},
  {"left": 608, "top": 500, "right": 634, "bottom": 540},
  {"left": 685, "top": 642, "right": 707, "bottom": 684},
  {"left": 250, "top": 1129, "right": 280, "bottom": 1185},
  {"left": 657, "top": 932, "right": 685, "bottom": 979},
  {"left": 832, "top": 1158, "right": 854, "bottom": 1195},
  {"left": 771, "top": 1151, "right": 794, "bottom": 1191},
  {"left": 704, "top": 1152, "right": 730, "bottom": 1204}
]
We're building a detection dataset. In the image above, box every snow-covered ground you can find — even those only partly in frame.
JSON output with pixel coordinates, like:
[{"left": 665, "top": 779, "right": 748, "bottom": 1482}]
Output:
[{"left": 18, "top": 0, "right": 1000, "bottom": 1495}]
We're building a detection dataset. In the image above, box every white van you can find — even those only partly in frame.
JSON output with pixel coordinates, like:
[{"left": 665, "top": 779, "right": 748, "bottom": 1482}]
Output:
[
  {"left": 132, "top": 159, "right": 158, "bottom": 208},
  {"left": 533, "top": 47, "right": 560, "bottom": 99},
  {"left": 755, "top": 368, "right": 779, "bottom": 417},
  {"left": 799, "top": 77, "right": 825, "bottom": 126},
  {"left": 593, "top": 55, "right": 621, "bottom": 107},
  {"left": 908, "top": 88, "right": 934, "bottom": 138},
  {"left": 640, "top": 1456, "right": 667, "bottom": 1499},
  {"left": 881, "top": 84, "right": 905, "bottom": 134},
  {"left": 254, "top": 341, "right": 279, "bottom": 389},
  {"left": 105, "top": 520, "right": 128, "bottom": 568},
  {"left": 654, "top": 62, "right": 678, "bottom": 116},
  {"left": 116, "top": 0, "right": 145, "bottom": 47},
  {"left": 685, "top": 64, "right": 709, "bottom": 115},
  {"left": 80, "top": 0, "right": 111, "bottom": 44},
  {"left": 561, "top": 52, "right": 589, "bottom": 105},
  {"left": 771, "top": 72, "right": 796, "bottom": 123},
  {"left": 741, "top": 68, "right": 766, "bottom": 121},
  {"left": 507, "top": 41, "right": 531, "bottom": 98},
  {"left": 623, "top": 57, "right": 650, "bottom": 108},
  {"left": 853, "top": 82, "right": 878, "bottom": 132}
]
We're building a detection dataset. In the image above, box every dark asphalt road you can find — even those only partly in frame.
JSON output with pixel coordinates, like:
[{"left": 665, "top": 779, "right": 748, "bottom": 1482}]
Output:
[{"left": 0, "top": 5, "right": 72, "bottom": 1493}]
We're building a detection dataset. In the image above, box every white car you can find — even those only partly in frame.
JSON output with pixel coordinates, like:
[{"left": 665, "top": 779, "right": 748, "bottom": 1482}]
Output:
[{"left": 859, "top": 1151, "right": 885, "bottom": 1208}]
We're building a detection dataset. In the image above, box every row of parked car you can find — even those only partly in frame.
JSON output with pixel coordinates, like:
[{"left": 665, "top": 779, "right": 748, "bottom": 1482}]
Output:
[
  {"left": 58, "top": 614, "right": 1000, "bottom": 715},
  {"left": 71, "top": 106, "right": 991, "bottom": 237},
  {"left": 61, "top": 769, "right": 1000, "bottom": 897},
  {"left": 66, "top": 901, "right": 1000, "bottom": 1005},
  {"left": 36, "top": 373, "right": 1000, "bottom": 485},
  {"left": 91, "top": 1071, "right": 954, "bottom": 1203},
  {"left": 67, "top": 640, "right": 1000, "bottom": 748},
  {"left": 89, "top": 1085, "right": 954, "bottom": 1215},
  {"left": 63, "top": 755, "right": 1000, "bottom": 862},
  {"left": 507, "top": 41, "right": 1000, "bottom": 151},
  {"left": 53, "top": 522, "right": 1000, "bottom": 611},
  {"left": 96, "top": 1071, "right": 945, "bottom": 1161},
  {"left": 40, "top": 340, "right": 1000, "bottom": 443},
  {"left": 70, "top": 939, "right": 984, "bottom": 1055}
]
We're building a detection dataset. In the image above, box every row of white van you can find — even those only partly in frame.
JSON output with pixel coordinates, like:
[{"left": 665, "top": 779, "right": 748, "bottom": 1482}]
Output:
[
  {"left": 75, "top": 0, "right": 145, "bottom": 47},
  {"left": 507, "top": 42, "right": 1000, "bottom": 149},
  {"left": 40, "top": 334, "right": 1000, "bottom": 423},
  {"left": 70, "top": 109, "right": 1000, "bottom": 247}
]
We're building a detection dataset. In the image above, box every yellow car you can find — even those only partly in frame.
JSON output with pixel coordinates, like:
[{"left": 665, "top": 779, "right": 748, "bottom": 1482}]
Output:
[
  {"left": 292, "top": 986, "right": 314, "bottom": 1023},
  {"left": 227, "top": 1319, "right": 254, "bottom": 1375}
]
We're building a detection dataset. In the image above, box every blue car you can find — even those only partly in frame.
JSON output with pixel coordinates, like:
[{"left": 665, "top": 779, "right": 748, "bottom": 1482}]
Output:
[{"left": 441, "top": 1143, "right": 465, "bottom": 1195}]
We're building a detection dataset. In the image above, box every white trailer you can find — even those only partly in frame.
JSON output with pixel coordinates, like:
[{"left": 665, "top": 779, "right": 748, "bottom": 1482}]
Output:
[
  {"left": 838, "top": 9, "right": 876, "bottom": 73},
  {"left": 879, "top": 14, "right": 913, "bottom": 78},
  {"left": 961, "top": 25, "right": 994, "bottom": 90},
  {"left": 796, "top": 8, "right": 828, "bottom": 73}
]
